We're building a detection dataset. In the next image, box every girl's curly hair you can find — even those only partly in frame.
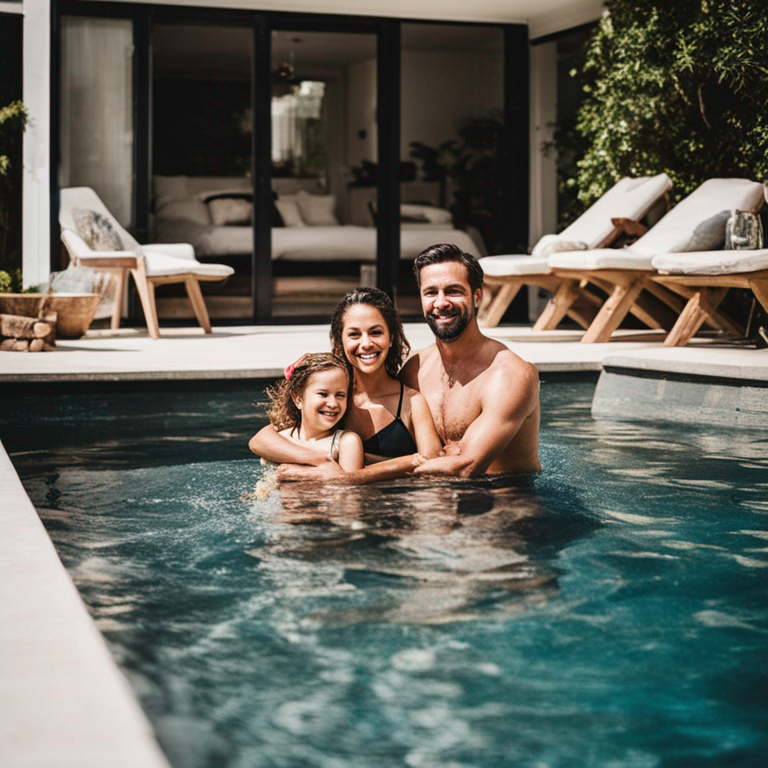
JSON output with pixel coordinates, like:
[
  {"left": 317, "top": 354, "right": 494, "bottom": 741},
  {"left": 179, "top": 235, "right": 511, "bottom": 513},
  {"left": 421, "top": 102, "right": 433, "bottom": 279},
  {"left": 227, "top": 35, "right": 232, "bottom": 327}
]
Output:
[
  {"left": 265, "top": 352, "right": 352, "bottom": 432},
  {"left": 329, "top": 288, "right": 410, "bottom": 379}
]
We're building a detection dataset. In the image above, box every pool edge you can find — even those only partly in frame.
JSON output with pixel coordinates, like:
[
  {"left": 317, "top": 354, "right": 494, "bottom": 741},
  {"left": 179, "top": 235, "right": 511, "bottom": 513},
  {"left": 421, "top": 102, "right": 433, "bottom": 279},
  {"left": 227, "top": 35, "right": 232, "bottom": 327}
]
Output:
[{"left": 0, "top": 439, "right": 171, "bottom": 768}]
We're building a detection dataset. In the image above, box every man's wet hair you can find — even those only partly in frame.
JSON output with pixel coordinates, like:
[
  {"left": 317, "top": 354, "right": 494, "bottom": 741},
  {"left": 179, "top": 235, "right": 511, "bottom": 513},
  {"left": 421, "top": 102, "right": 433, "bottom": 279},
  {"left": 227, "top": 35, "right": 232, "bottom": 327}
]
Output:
[{"left": 413, "top": 243, "right": 484, "bottom": 294}]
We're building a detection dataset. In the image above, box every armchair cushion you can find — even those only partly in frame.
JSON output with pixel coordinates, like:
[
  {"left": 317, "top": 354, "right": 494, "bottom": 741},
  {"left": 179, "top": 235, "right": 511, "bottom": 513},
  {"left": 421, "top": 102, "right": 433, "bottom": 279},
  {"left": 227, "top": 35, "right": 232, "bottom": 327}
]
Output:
[
  {"left": 143, "top": 242, "right": 196, "bottom": 261},
  {"left": 73, "top": 208, "right": 125, "bottom": 252},
  {"left": 141, "top": 249, "right": 234, "bottom": 278}
]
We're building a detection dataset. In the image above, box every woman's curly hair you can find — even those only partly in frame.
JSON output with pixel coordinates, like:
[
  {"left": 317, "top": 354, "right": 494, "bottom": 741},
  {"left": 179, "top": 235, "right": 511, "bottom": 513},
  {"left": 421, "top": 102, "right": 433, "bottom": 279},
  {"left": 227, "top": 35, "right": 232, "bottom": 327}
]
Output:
[
  {"left": 329, "top": 287, "right": 410, "bottom": 379},
  {"left": 265, "top": 352, "right": 352, "bottom": 432}
]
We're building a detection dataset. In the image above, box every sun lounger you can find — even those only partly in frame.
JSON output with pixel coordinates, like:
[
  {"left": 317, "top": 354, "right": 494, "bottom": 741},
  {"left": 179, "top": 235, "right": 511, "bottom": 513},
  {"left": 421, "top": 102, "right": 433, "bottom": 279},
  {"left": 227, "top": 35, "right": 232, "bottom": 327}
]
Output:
[
  {"left": 478, "top": 173, "right": 672, "bottom": 328},
  {"left": 60, "top": 187, "right": 234, "bottom": 339},
  {"left": 650, "top": 248, "right": 768, "bottom": 346},
  {"left": 547, "top": 178, "right": 766, "bottom": 342}
]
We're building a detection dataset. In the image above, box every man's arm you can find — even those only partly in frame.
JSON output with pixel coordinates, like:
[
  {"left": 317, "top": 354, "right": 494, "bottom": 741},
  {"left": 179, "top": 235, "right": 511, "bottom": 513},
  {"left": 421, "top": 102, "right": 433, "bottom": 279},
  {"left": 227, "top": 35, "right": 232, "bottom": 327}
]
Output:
[
  {"left": 248, "top": 425, "right": 329, "bottom": 466},
  {"left": 413, "top": 361, "right": 539, "bottom": 477}
]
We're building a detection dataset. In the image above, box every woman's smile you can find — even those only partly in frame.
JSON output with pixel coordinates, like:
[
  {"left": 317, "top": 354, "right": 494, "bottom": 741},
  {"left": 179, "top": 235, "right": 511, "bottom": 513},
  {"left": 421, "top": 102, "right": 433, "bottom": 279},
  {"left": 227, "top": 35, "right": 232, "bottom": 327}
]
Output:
[{"left": 342, "top": 304, "right": 392, "bottom": 376}]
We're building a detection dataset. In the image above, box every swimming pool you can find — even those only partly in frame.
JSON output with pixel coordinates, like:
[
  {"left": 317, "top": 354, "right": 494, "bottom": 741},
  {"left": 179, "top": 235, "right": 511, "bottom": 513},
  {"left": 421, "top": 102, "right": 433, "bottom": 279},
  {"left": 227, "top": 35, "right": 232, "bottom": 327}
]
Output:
[{"left": 3, "top": 378, "right": 767, "bottom": 768}]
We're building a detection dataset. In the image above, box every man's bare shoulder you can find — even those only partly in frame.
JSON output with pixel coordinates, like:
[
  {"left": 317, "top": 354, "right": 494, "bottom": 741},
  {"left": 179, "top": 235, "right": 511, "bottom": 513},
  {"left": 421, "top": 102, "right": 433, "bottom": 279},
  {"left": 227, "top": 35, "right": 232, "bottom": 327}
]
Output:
[
  {"left": 483, "top": 343, "right": 540, "bottom": 398},
  {"left": 399, "top": 345, "right": 437, "bottom": 388}
]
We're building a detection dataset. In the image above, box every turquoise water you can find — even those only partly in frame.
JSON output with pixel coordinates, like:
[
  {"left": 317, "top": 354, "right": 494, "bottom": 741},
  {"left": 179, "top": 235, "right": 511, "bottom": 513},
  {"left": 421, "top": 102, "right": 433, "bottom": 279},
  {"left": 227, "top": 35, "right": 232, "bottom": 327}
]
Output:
[{"left": 3, "top": 379, "right": 767, "bottom": 768}]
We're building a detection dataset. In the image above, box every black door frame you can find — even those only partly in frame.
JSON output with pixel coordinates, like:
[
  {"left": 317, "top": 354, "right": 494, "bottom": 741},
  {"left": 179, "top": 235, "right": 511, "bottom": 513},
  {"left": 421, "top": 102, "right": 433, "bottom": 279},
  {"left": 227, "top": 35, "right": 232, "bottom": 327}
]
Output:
[{"left": 54, "top": 0, "right": 528, "bottom": 324}]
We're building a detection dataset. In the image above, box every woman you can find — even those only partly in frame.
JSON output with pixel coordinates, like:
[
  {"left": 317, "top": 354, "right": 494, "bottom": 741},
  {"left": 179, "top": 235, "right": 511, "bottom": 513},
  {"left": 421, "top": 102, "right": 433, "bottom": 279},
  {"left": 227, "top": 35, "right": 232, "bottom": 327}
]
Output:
[{"left": 249, "top": 288, "right": 442, "bottom": 468}]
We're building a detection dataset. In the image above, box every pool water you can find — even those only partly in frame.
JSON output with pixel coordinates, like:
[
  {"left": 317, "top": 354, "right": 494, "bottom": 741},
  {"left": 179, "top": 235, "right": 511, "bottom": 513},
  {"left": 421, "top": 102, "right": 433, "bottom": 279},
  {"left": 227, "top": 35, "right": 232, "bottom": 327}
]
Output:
[{"left": 3, "top": 379, "right": 768, "bottom": 768}]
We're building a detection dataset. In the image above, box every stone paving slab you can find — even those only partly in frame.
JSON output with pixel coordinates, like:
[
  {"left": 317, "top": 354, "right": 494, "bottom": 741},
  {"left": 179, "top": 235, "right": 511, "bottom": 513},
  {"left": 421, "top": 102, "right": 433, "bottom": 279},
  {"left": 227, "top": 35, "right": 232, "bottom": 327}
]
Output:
[
  {"left": 2, "top": 321, "right": 767, "bottom": 768},
  {"left": 0, "top": 324, "right": 675, "bottom": 381}
]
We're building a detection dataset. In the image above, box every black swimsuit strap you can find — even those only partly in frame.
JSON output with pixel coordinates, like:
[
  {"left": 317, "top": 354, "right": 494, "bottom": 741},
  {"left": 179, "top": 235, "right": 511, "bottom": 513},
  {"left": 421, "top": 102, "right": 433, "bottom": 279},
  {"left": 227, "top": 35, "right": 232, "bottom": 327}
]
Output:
[{"left": 396, "top": 382, "right": 405, "bottom": 419}]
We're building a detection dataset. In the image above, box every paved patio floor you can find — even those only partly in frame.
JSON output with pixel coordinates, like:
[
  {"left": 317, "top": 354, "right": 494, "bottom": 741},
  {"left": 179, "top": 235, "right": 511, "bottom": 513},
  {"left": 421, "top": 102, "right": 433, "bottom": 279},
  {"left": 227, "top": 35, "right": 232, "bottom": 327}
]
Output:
[
  {"left": 1, "top": 321, "right": 767, "bottom": 768},
  {"left": 2, "top": 322, "right": 766, "bottom": 382}
]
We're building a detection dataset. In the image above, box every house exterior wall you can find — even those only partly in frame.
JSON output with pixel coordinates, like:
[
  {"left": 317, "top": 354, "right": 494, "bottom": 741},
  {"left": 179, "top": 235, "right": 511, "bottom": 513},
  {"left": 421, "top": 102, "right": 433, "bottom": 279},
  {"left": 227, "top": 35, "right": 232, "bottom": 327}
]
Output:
[
  {"left": 22, "top": 0, "right": 51, "bottom": 288},
  {"left": 20, "top": 0, "right": 601, "bottom": 292}
]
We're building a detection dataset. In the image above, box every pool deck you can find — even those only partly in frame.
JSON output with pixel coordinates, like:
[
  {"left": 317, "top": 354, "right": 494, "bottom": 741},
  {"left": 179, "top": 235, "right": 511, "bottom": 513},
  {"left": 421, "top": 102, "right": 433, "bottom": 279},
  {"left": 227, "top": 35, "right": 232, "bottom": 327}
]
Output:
[{"left": 1, "top": 321, "right": 767, "bottom": 768}]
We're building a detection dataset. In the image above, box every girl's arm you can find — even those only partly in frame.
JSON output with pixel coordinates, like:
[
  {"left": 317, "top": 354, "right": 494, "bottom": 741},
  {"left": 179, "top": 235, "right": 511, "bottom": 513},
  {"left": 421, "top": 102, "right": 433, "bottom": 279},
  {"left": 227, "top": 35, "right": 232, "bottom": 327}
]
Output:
[
  {"left": 409, "top": 391, "right": 443, "bottom": 458},
  {"left": 248, "top": 425, "right": 328, "bottom": 466},
  {"left": 336, "top": 431, "right": 365, "bottom": 472}
]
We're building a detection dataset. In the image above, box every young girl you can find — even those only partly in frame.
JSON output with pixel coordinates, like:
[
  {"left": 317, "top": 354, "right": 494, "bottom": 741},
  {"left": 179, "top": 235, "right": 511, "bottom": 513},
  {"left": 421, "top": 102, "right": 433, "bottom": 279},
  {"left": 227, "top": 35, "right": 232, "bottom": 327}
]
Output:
[{"left": 253, "top": 352, "right": 364, "bottom": 473}]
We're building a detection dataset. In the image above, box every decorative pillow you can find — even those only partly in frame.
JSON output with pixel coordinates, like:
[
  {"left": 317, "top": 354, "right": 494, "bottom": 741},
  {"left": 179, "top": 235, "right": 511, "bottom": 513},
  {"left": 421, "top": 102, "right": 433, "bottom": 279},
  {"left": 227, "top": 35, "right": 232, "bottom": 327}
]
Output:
[
  {"left": 296, "top": 193, "right": 339, "bottom": 226},
  {"left": 72, "top": 208, "right": 124, "bottom": 251},
  {"left": 208, "top": 197, "right": 252, "bottom": 226},
  {"left": 156, "top": 197, "right": 212, "bottom": 225},
  {"left": 678, "top": 210, "right": 730, "bottom": 252},
  {"left": 401, "top": 204, "right": 453, "bottom": 225},
  {"left": 274, "top": 198, "right": 305, "bottom": 227},
  {"left": 531, "top": 234, "right": 588, "bottom": 258}
]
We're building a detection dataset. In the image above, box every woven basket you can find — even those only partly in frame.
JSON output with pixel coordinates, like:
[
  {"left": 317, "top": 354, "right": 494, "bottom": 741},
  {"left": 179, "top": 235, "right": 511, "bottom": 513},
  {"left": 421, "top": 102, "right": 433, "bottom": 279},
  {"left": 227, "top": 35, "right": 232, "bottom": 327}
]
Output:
[{"left": 0, "top": 293, "right": 100, "bottom": 339}]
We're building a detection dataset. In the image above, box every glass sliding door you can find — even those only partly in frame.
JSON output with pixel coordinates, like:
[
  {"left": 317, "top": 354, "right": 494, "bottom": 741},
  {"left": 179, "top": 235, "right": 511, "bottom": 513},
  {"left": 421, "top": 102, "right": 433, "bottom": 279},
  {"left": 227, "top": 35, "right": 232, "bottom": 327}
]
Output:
[
  {"left": 269, "top": 28, "right": 377, "bottom": 318},
  {"left": 60, "top": 16, "right": 135, "bottom": 227},
  {"left": 152, "top": 21, "right": 253, "bottom": 321},
  {"left": 399, "top": 23, "right": 503, "bottom": 314}
]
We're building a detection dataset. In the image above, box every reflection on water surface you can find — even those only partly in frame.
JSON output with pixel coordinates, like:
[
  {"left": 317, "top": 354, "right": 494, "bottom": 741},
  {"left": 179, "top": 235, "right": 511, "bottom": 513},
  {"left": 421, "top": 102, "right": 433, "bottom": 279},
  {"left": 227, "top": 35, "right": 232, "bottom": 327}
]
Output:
[{"left": 3, "top": 379, "right": 767, "bottom": 768}]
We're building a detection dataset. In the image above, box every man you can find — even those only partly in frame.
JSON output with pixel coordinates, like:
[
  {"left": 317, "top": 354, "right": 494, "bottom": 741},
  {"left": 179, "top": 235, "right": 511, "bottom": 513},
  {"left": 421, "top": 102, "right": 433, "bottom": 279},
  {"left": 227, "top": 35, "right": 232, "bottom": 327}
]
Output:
[
  {"left": 278, "top": 243, "right": 540, "bottom": 482},
  {"left": 400, "top": 242, "right": 540, "bottom": 476}
]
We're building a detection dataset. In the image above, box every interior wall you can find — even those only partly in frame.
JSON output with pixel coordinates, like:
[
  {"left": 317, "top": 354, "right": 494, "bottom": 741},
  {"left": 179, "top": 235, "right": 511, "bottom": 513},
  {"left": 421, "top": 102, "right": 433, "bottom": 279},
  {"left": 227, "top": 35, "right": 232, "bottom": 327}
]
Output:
[
  {"left": 347, "top": 50, "right": 503, "bottom": 172},
  {"left": 152, "top": 78, "right": 251, "bottom": 177},
  {"left": 400, "top": 50, "right": 503, "bottom": 159},
  {"left": 346, "top": 58, "right": 377, "bottom": 172}
]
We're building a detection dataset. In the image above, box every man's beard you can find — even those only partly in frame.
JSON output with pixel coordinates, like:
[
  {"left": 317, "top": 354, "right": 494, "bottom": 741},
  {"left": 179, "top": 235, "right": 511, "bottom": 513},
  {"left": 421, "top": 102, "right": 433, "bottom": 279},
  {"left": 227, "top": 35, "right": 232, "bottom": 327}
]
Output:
[{"left": 426, "top": 306, "right": 471, "bottom": 342}]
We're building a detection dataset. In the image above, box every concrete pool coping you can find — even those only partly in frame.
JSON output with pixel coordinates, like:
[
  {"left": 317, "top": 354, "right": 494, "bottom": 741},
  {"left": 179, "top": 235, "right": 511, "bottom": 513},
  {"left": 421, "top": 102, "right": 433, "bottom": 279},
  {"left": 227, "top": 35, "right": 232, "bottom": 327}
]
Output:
[
  {"left": 0, "top": 440, "right": 171, "bottom": 768},
  {"left": 1, "top": 321, "right": 767, "bottom": 767}
]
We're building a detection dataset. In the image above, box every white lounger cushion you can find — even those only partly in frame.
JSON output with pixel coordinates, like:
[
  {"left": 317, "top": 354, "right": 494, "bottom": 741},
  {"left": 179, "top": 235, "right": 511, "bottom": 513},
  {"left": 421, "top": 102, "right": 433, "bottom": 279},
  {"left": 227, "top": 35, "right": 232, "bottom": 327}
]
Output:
[
  {"left": 651, "top": 249, "right": 768, "bottom": 275},
  {"left": 549, "top": 248, "right": 656, "bottom": 271},
  {"left": 479, "top": 173, "right": 671, "bottom": 277},
  {"left": 551, "top": 178, "right": 766, "bottom": 272},
  {"left": 558, "top": 173, "right": 672, "bottom": 245},
  {"left": 480, "top": 254, "right": 551, "bottom": 276}
]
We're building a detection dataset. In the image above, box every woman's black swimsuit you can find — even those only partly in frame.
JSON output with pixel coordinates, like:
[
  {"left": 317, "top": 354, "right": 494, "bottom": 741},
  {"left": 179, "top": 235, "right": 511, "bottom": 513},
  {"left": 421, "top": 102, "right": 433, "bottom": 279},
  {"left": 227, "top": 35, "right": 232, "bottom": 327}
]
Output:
[{"left": 361, "top": 383, "right": 418, "bottom": 458}]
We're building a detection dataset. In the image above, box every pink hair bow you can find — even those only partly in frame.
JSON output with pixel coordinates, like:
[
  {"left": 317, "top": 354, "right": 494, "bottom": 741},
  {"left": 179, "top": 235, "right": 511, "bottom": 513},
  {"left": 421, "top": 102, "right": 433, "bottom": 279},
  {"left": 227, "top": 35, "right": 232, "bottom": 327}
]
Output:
[{"left": 284, "top": 354, "right": 306, "bottom": 381}]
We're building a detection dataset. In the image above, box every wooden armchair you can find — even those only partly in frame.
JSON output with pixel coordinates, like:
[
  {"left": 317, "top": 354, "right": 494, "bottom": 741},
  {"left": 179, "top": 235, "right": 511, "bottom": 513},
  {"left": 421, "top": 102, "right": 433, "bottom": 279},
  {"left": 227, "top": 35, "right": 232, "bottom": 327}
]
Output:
[{"left": 59, "top": 187, "right": 234, "bottom": 339}]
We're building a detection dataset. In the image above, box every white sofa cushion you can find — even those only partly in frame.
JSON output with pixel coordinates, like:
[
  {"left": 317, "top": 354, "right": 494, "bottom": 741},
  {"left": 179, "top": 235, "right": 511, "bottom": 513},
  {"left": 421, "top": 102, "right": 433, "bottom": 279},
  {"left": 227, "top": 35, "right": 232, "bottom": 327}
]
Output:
[{"left": 651, "top": 249, "right": 768, "bottom": 275}]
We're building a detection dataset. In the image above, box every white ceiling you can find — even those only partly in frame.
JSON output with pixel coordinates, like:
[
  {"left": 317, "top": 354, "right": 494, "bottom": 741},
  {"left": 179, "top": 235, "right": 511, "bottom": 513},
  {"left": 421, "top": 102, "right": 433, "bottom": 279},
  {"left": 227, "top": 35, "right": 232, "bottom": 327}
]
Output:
[
  {"left": 130, "top": 0, "right": 603, "bottom": 42},
  {"left": 153, "top": 25, "right": 512, "bottom": 76}
]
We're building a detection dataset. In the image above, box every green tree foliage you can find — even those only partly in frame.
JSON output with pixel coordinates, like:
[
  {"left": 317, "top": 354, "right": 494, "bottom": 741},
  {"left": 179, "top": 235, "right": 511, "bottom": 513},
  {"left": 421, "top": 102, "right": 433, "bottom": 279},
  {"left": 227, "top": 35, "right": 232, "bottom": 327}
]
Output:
[{"left": 571, "top": 0, "right": 768, "bottom": 209}]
